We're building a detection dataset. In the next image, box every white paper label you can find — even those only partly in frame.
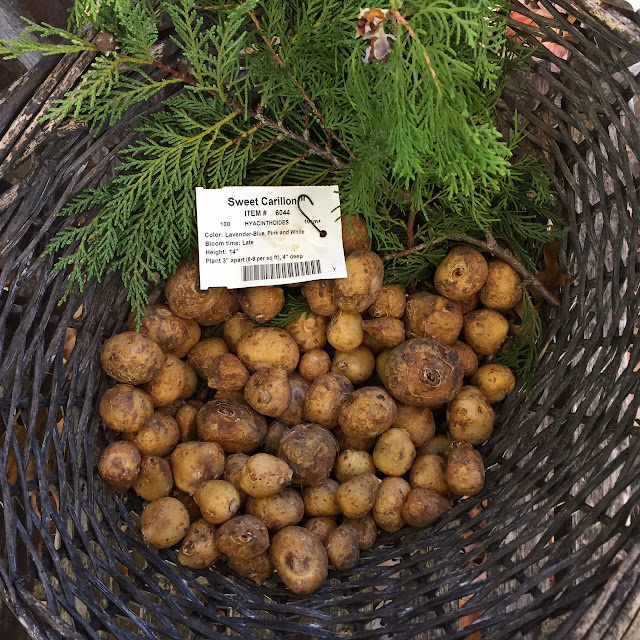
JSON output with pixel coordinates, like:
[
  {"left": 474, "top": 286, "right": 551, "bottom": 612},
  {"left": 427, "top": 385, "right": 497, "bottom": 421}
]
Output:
[{"left": 196, "top": 185, "right": 347, "bottom": 289}]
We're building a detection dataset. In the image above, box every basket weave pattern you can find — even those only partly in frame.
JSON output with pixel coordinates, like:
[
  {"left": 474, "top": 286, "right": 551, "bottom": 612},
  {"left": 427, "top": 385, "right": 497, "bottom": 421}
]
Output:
[{"left": 0, "top": 1, "right": 639, "bottom": 637}]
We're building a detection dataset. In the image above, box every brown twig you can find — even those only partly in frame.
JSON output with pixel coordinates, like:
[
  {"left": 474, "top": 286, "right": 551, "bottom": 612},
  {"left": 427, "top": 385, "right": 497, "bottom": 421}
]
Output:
[
  {"left": 252, "top": 114, "right": 344, "bottom": 167},
  {"left": 225, "top": 123, "right": 263, "bottom": 148},
  {"left": 406, "top": 208, "right": 417, "bottom": 248},
  {"left": 304, "top": 103, "right": 310, "bottom": 139},
  {"left": 252, "top": 135, "right": 281, "bottom": 154},
  {"left": 247, "top": 10, "right": 355, "bottom": 160},
  {"left": 149, "top": 59, "right": 198, "bottom": 86},
  {"left": 390, "top": 9, "right": 438, "bottom": 83},
  {"left": 383, "top": 231, "right": 561, "bottom": 307},
  {"left": 148, "top": 59, "right": 346, "bottom": 169},
  {"left": 294, "top": 151, "right": 311, "bottom": 163}
]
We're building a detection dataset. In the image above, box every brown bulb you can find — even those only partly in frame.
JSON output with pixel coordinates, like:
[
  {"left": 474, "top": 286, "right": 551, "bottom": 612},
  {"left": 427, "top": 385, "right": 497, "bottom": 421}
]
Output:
[
  {"left": 176, "top": 56, "right": 195, "bottom": 78},
  {"left": 384, "top": 338, "right": 463, "bottom": 408},
  {"left": 95, "top": 31, "right": 115, "bottom": 53}
]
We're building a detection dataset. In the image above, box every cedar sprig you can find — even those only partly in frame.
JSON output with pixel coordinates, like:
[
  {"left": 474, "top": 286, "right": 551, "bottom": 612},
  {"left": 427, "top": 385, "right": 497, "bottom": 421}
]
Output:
[
  {"left": 3, "top": 0, "right": 560, "bottom": 366},
  {"left": 264, "top": 296, "right": 312, "bottom": 328},
  {"left": 43, "top": 56, "right": 182, "bottom": 131},
  {"left": 43, "top": 92, "right": 270, "bottom": 320},
  {"left": 67, "top": 0, "right": 158, "bottom": 57},
  {"left": 383, "top": 152, "right": 565, "bottom": 285},
  {"left": 492, "top": 292, "right": 542, "bottom": 391},
  {"left": 0, "top": 18, "right": 98, "bottom": 57}
]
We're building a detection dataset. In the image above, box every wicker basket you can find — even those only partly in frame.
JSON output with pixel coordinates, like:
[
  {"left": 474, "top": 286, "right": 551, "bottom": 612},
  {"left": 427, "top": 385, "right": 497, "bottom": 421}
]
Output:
[{"left": 1, "top": 0, "right": 639, "bottom": 637}]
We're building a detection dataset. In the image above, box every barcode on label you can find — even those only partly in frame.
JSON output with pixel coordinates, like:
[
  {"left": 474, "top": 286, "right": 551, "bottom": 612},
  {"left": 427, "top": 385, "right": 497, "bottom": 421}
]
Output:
[{"left": 241, "top": 260, "right": 321, "bottom": 282}]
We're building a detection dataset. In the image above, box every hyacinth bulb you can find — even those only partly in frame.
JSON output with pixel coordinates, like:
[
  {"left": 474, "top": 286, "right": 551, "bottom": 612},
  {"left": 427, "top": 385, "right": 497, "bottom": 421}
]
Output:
[{"left": 384, "top": 338, "right": 463, "bottom": 408}]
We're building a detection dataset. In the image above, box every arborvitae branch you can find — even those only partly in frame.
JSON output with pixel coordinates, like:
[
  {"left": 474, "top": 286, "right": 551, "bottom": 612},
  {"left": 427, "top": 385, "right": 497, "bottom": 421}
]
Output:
[
  {"left": 492, "top": 292, "right": 542, "bottom": 391},
  {"left": 264, "top": 296, "right": 312, "bottom": 327},
  {"left": 0, "top": 19, "right": 97, "bottom": 57},
  {"left": 2, "top": 0, "right": 561, "bottom": 341},
  {"left": 131, "top": 52, "right": 347, "bottom": 168},
  {"left": 43, "top": 55, "right": 182, "bottom": 130},
  {"left": 247, "top": 9, "right": 354, "bottom": 160},
  {"left": 43, "top": 93, "right": 269, "bottom": 322},
  {"left": 390, "top": 10, "right": 438, "bottom": 83},
  {"left": 383, "top": 231, "right": 560, "bottom": 306}
]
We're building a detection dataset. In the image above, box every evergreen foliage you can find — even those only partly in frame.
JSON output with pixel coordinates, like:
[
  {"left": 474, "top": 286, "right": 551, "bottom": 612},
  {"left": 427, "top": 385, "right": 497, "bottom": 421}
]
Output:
[
  {"left": 0, "top": 0, "right": 562, "bottom": 380},
  {"left": 45, "top": 57, "right": 181, "bottom": 130},
  {"left": 383, "top": 151, "right": 566, "bottom": 285},
  {"left": 493, "top": 292, "right": 542, "bottom": 391},
  {"left": 264, "top": 295, "right": 312, "bottom": 327},
  {"left": 0, "top": 19, "right": 97, "bottom": 57},
  {"left": 43, "top": 92, "right": 271, "bottom": 311}
]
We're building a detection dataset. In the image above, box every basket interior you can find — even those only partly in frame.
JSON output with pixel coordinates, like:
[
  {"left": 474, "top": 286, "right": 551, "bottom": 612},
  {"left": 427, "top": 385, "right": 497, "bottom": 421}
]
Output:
[{"left": 0, "top": 1, "right": 639, "bottom": 638}]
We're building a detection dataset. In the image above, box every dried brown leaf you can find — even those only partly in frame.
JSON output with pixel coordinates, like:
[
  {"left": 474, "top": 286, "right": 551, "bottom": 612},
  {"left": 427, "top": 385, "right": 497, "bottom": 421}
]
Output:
[
  {"left": 63, "top": 327, "right": 77, "bottom": 362},
  {"left": 535, "top": 239, "right": 568, "bottom": 303}
]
